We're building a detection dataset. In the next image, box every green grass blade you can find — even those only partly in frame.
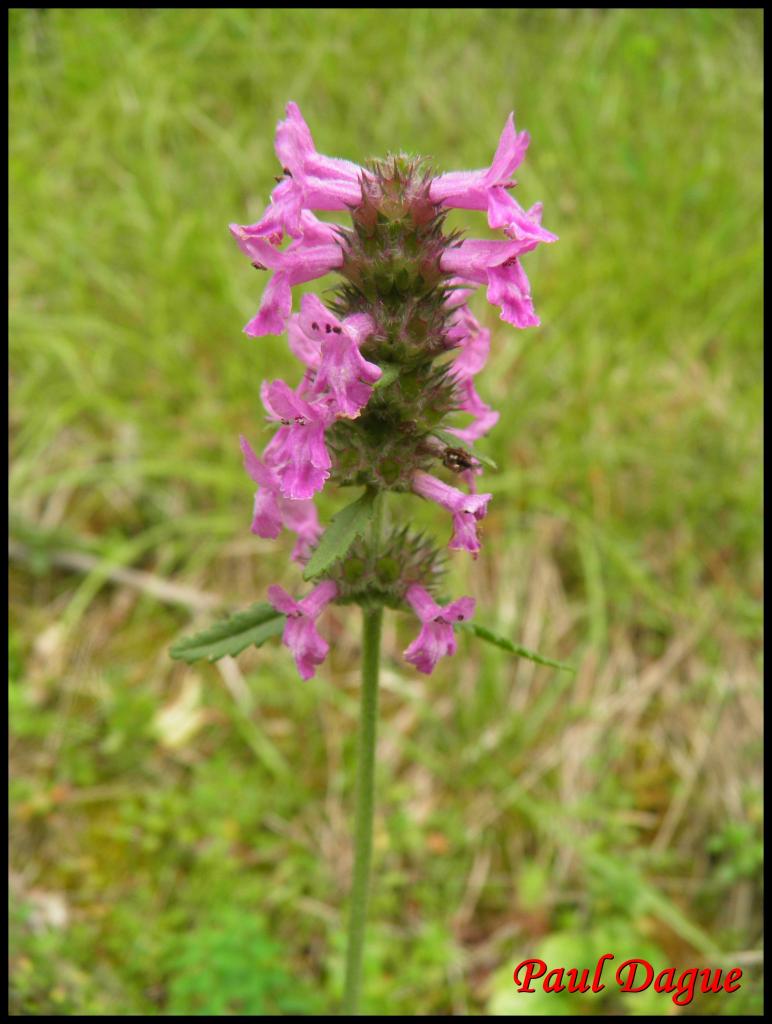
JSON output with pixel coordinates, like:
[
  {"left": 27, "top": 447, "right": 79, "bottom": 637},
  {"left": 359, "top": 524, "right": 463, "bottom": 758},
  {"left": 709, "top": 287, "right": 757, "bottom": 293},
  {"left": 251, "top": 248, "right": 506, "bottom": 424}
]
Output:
[{"left": 461, "top": 621, "right": 575, "bottom": 673}]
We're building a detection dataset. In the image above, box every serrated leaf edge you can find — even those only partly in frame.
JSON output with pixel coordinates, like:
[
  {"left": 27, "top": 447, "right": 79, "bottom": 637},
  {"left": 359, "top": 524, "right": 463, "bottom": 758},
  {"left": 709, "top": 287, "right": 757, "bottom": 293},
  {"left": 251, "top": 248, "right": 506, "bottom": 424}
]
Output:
[{"left": 460, "top": 621, "right": 575, "bottom": 673}]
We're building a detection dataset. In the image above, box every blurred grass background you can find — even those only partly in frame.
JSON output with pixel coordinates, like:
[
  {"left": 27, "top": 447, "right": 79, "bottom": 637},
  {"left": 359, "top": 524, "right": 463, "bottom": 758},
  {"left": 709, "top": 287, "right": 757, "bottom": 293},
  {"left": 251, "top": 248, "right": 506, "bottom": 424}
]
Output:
[{"left": 9, "top": 7, "right": 763, "bottom": 1016}]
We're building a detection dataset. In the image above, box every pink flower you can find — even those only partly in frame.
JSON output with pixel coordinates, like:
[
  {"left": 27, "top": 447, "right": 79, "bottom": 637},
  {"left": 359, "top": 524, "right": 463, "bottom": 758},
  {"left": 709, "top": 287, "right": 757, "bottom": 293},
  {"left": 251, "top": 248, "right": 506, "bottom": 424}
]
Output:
[
  {"left": 447, "top": 305, "right": 491, "bottom": 379},
  {"left": 403, "top": 584, "right": 475, "bottom": 674},
  {"left": 287, "top": 297, "right": 325, "bottom": 370},
  {"left": 430, "top": 112, "right": 557, "bottom": 245},
  {"left": 239, "top": 435, "right": 283, "bottom": 539},
  {"left": 289, "top": 295, "right": 380, "bottom": 417},
  {"left": 268, "top": 580, "right": 338, "bottom": 680},
  {"left": 229, "top": 212, "right": 344, "bottom": 337},
  {"left": 240, "top": 177, "right": 299, "bottom": 247},
  {"left": 281, "top": 498, "right": 323, "bottom": 563},
  {"left": 242, "top": 102, "right": 364, "bottom": 242},
  {"left": 447, "top": 379, "right": 499, "bottom": 443},
  {"left": 489, "top": 193, "right": 557, "bottom": 245},
  {"left": 239, "top": 435, "right": 322, "bottom": 562},
  {"left": 430, "top": 113, "right": 529, "bottom": 206},
  {"left": 276, "top": 102, "right": 363, "bottom": 203},
  {"left": 261, "top": 380, "right": 335, "bottom": 500},
  {"left": 412, "top": 471, "right": 492, "bottom": 557},
  {"left": 441, "top": 238, "right": 541, "bottom": 329}
]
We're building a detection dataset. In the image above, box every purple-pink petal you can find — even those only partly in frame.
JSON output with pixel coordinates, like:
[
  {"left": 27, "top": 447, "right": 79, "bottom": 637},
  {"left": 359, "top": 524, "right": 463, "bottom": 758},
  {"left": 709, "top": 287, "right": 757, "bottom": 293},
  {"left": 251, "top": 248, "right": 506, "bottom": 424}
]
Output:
[
  {"left": 263, "top": 378, "right": 317, "bottom": 423},
  {"left": 404, "top": 622, "right": 453, "bottom": 674},
  {"left": 298, "top": 579, "right": 338, "bottom": 617},
  {"left": 267, "top": 583, "right": 301, "bottom": 617},
  {"left": 485, "top": 112, "right": 530, "bottom": 185},
  {"left": 486, "top": 262, "right": 540, "bottom": 328},
  {"left": 487, "top": 188, "right": 558, "bottom": 244},
  {"left": 239, "top": 434, "right": 324, "bottom": 548},
  {"left": 429, "top": 112, "right": 530, "bottom": 213},
  {"left": 231, "top": 216, "right": 344, "bottom": 338},
  {"left": 263, "top": 101, "right": 363, "bottom": 239},
  {"left": 440, "top": 240, "right": 541, "bottom": 329},
  {"left": 405, "top": 583, "right": 442, "bottom": 622},
  {"left": 244, "top": 272, "right": 293, "bottom": 337},
  {"left": 268, "top": 579, "right": 338, "bottom": 680},
  {"left": 289, "top": 296, "right": 379, "bottom": 417},
  {"left": 403, "top": 584, "right": 475, "bottom": 674},
  {"left": 260, "top": 381, "right": 334, "bottom": 500},
  {"left": 282, "top": 498, "right": 322, "bottom": 563},
  {"left": 239, "top": 436, "right": 282, "bottom": 538},
  {"left": 314, "top": 334, "right": 381, "bottom": 418},
  {"left": 276, "top": 102, "right": 362, "bottom": 195},
  {"left": 448, "top": 308, "right": 491, "bottom": 380},
  {"left": 412, "top": 472, "right": 492, "bottom": 557},
  {"left": 441, "top": 238, "right": 534, "bottom": 280},
  {"left": 447, "top": 379, "right": 500, "bottom": 443}
]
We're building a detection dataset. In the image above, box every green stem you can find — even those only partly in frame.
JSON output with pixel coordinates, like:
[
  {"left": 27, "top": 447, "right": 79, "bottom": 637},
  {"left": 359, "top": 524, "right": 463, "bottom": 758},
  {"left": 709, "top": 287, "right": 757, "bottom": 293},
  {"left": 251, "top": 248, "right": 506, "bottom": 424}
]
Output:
[{"left": 342, "top": 494, "right": 384, "bottom": 1016}]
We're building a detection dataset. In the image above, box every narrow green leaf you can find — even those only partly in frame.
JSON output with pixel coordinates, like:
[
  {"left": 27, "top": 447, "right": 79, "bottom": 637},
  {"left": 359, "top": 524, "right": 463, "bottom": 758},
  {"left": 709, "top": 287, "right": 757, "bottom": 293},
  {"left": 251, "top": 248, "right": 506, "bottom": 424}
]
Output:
[
  {"left": 170, "top": 602, "right": 285, "bottom": 663},
  {"left": 303, "top": 488, "right": 376, "bottom": 580},
  {"left": 460, "top": 622, "right": 575, "bottom": 673},
  {"left": 374, "top": 362, "right": 400, "bottom": 389},
  {"left": 431, "top": 429, "right": 498, "bottom": 470}
]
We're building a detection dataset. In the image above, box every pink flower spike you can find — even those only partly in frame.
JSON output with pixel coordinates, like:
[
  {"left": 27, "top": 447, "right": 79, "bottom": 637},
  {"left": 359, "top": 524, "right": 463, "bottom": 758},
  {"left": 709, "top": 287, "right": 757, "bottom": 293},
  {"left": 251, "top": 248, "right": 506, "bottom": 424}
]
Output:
[
  {"left": 403, "top": 584, "right": 475, "bottom": 674},
  {"left": 268, "top": 580, "right": 338, "bottom": 680},
  {"left": 412, "top": 471, "right": 492, "bottom": 557}
]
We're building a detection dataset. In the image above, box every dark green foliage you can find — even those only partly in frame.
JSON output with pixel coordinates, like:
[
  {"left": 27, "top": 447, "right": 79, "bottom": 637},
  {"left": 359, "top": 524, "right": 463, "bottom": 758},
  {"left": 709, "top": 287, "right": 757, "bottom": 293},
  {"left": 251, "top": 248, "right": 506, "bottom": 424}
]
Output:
[
  {"left": 328, "top": 526, "right": 446, "bottom": 608},
  {"left": 460, "top": 621, "right": 576, "bottom": 672},
  {"left": 303, "top": 487, "right": 377, "bottom": 580},
  {"left": 164, "top": 908, "right": 322, "bottom": 1016}
]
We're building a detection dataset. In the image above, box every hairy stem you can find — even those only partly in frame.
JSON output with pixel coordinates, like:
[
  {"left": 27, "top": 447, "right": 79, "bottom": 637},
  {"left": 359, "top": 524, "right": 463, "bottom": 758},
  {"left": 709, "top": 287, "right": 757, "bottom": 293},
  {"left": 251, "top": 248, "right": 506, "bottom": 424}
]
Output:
[{"left": 342, "top": 493, "right": 384, "bottom": 1015}]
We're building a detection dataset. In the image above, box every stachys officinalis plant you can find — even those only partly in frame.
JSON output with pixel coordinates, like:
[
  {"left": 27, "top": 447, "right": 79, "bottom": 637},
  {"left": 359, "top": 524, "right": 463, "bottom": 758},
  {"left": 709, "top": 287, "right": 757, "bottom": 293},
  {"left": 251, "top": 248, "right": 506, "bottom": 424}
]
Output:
[{"left": 171, "top": 102, "right": 572, "bottom": 1015}]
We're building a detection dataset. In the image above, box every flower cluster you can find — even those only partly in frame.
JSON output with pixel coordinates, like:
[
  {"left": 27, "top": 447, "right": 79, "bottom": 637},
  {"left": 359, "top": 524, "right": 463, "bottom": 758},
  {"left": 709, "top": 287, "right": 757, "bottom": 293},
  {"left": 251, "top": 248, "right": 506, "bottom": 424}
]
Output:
[{"left": 233, "top": 102, "right": 555, "bottom": 677}]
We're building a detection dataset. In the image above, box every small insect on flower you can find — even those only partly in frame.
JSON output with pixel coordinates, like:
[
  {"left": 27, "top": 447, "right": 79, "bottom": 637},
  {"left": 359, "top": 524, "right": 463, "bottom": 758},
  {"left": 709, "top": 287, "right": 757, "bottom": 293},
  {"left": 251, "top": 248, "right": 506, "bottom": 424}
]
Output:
[{"left": 442, "top": 446, "right": 477, "bottom": 473}]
